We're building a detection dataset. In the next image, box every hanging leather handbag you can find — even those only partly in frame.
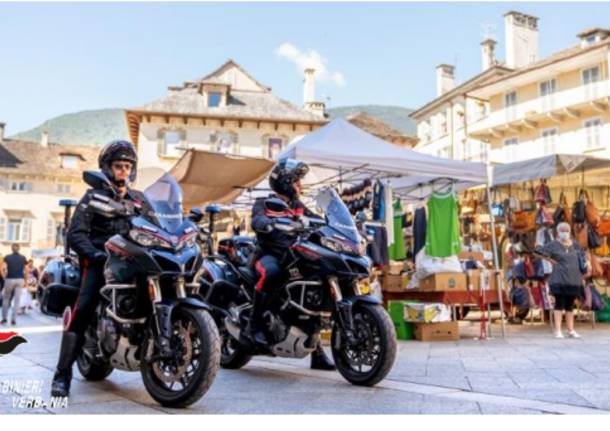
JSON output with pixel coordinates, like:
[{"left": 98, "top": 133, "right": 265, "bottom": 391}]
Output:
[
  {"left": 575, "top": 223, "right": 589, "bottom": 249},
  {"left": 572, "top": 190, "right": 587, "bottom": 224},
  {"left": 511, "top": 211, "right": 536, "bottom": 231},
  {"left": 589, "top": 250, "right": 604, "bottom": 279},
  {"left": 594, "top": 237, "right": 610, "bottom": 257},
  {"left": 534, "top": 179, "right": 552, "bottom": 205},
  {"left": 553, "top": 206, "right": 566, "bottom": 226},
  {"left": 553, "top": 192, "right": 571, "bottom": 225},
  {"left": 584, "top": 190, "right": 601, "bottom": 227},
  {"left": 597, "top": 212, "right": 610, "bottom": 237},
  {"left": 588, "top": 223, "right": 603, "bottom": 249}
]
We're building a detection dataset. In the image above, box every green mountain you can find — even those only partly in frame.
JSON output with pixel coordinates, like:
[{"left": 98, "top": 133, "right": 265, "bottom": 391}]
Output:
[
  {"left": 328, "top": 105, "right": 416, "bottom": 136},
  {"left": 11, "top": 108, "right": 128, "bottom": 146},
  {"left": 11, "top": 104, "right": 416, "bottom": 146}
]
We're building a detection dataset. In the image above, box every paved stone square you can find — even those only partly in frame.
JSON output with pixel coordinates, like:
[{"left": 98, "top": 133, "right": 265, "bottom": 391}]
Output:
[{"left": 1, "top": 309, "right": 610, "bottom": 414}]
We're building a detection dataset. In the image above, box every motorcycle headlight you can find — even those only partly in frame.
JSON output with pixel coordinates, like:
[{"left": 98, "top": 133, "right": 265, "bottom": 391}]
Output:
[
  {"left": 320, "top": 237, "right": 362, "bottom": 256},
  {"left": 320, "top": 237, "right": 343, "bottom": 253},
  {"left": 129, "top": 229, "right": 172, "bottom": 249},
  {"left": 177, "top": 232, "right": 198, "bottom": 250}
]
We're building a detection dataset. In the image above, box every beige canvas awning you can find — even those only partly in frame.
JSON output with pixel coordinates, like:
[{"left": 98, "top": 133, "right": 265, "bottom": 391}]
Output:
[{"left": 169, "top": 150, "right": 274, "bottom": 208}]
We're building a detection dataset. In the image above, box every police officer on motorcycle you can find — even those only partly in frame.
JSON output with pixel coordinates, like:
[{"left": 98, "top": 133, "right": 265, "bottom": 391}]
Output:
[
  {"left": 51, "top": 140, "right": 152, "bottom": 397},
  {"left": 248, "top": 159, "right": 335, "bottom": 371}
]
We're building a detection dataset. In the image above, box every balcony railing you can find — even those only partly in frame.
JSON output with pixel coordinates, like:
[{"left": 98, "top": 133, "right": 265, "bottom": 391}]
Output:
[
  {"left": 470, "top": 80, "right": 610, "bottom": 134},
  {"left": 490, "top": 126, "right": 610, "bottom": 163}
]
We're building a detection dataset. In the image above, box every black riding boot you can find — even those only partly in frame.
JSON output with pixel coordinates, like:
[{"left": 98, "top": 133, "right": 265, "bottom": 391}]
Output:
[
  {"left": 310, "top": 341, "right": 336, "bottom": 370},
  {"left": 244, "top": 290, "right": 268, "bottom": 347},
  {"left": 51, "top": 331, "right": 79, "bottom": 397}
]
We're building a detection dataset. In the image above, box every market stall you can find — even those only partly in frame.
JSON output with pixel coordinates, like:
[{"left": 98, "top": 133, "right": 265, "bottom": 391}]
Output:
[{"left": 484, "top": 154, "right": 610, "bottom": 326}]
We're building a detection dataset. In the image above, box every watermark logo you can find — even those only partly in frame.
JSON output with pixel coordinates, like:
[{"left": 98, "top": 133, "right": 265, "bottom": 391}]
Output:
[{"left": 0, "top": 331, "right": 27, "bottom": 356}]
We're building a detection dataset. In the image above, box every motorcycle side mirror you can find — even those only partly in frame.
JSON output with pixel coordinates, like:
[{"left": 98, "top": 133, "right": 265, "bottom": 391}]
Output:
[
  {"left": 83, "top": 170, "right": 112, "bottom": 190},
  {"left": 205, "top": 204, "right": 222, "bottom": 214},
  {"left": 188, "top": 208, "right": 204, "bottom": 223},
  {"left": 265, "top": 198, "right": 290, "bottom": 213},
  {"left": 59, "top": 199, "right": 78, "bottom": 208}
]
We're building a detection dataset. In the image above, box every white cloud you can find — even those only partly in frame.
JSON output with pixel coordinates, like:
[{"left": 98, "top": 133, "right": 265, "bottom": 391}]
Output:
[{"left": 276, "top": 42, "right": 346, "bottom": 87}]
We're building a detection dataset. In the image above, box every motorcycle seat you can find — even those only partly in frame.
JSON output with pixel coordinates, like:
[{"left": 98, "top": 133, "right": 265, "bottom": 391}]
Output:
[{"left": 237, "top": 266, "right": 258, "bottom": 285}]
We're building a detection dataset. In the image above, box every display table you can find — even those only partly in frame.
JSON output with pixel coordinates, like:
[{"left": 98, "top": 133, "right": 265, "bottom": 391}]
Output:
[{"left": 382, "top": 289, "right": 510, "bottom": 310}]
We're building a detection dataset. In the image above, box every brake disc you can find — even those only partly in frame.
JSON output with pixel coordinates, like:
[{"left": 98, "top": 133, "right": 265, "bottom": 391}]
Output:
[{"left": 152, "top": 323, "right": 194, "bottom": 385}]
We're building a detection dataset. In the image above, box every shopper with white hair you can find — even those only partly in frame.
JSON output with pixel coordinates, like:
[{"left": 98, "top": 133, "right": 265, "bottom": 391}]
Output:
[{"left": 535, "top": 222, "right": 588, "bottom": 339}]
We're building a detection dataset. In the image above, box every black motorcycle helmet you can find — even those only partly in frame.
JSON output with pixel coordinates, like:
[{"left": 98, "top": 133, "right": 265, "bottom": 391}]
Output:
[
  {"left": 269, "top": 158, "right": 309, "bottom": 199},
  {"left": 98, "top": 140, "right": 138, "bottom": 186}
]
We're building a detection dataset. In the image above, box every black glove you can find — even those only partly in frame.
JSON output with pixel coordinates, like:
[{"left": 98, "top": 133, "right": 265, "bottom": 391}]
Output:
[{"left": 91, "top": 251, "right": 108, "bottom": 263}]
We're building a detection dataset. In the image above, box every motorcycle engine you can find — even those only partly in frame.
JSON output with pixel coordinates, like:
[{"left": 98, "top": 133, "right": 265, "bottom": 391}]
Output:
[
  {"left": 263, "top": 312, "right": 288, "bottom": 344},
  {"left": 116, "top": 292, "right": 138, "bottom": 319},
  {"left": 98, "top": 316, "right": 119, "bottom": 355},
  {"left": 303, "top": 287, "right": 323, "bottom": 310}
]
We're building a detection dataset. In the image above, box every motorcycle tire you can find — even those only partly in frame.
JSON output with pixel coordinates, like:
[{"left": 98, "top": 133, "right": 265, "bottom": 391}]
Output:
[
  {"left": 220, "top": 330, "right": 252, "bottom": 369},
  {"left": 331, "top": 303, "right": 397, "bottom": 387},
  {"left": 140, "top": 307, "right": 220, "bottom": 408},
  {"left": 77, "top": 352, "right": 114, "bottom": 381}
]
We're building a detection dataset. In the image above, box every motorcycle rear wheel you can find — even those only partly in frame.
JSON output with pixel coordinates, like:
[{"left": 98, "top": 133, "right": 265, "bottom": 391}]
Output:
[
  {"left": 76, "top": 327, "right": 114, "bottom": 381},
  {"left": 219, "top": 324, "right": 252, "bottom": 369},
  {"left": 331, "top": 303, "right": 397, "bottom": 386},
  {"left": 140, "top": 307, "right": 220, "bottom": 408}
]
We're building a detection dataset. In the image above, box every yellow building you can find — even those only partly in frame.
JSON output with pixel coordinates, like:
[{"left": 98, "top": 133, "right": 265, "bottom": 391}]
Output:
[
  {"left": 467, "top": 27, "right": 610, "bottom": 163},
  {"left": 0, "top": 125, "right": 98, "bottom": 257}
]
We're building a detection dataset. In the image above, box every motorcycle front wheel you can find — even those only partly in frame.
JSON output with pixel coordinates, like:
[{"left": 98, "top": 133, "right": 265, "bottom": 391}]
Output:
[
  {"left": 331, "top": 303, "right": 397, "bottom": 386},
  {"left": 140, "top": 307, "right": 220, "bottom": 408}
]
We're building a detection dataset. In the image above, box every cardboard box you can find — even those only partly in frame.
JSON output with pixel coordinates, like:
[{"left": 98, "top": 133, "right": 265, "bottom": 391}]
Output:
[
  {"left": 384, "top": 260, "right": 405, "bottom": 275},
  {"left": 381, "top": 273, "right": 410, "bottom": 292},
  {"left": 466, "top": 269, "right": 504, "bottom": 291},
  {"left": 419, "top": 272, "right": 467, "bottom": 292},
  {"left": 404, "top": 302, "right": 451, "bottom": 323},
  {"left": 414, "top": 321, "right": 460, "bottom": 341},
  {"left": 459, "top": 251, "right": 485, "bottom": 262}
]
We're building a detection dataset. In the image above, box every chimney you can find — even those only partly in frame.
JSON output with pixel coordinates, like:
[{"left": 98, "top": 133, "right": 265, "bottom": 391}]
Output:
[
  {"left": 303, "top": 68, "right": 315, "bottom": 105},
  {"left": 302, "top": 68, "right": 326, "bottom": 117},
  {"left": 0, "top": 122, "right": 5, "bottom": 142},
  {"left": 436, "top": 64, "right": 455, "bottom": 97},
  {"left": 481, "top": 38, "right": 497, "bottom": 71},
  {"left": 504, "top": 11, "right": 539, "bottom": 69},
  {"left": 41, "top": 130, "right": 49, "bottom": 147}
]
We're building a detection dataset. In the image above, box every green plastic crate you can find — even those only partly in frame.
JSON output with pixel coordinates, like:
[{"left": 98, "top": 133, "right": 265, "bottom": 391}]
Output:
[{"left": 388, "top": 300, "right": 415, "bottom": 340}]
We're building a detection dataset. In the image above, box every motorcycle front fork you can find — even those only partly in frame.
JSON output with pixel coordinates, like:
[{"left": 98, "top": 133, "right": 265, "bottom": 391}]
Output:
[
  {"left": 147, "top": 277, "right": 179, "bottom": 358},
  {"left": 329, "top": 277, "right": 358, "bottom": 345}
]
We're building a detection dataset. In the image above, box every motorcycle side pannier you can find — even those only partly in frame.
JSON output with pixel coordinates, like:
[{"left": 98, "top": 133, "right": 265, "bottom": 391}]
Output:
[{"left": 39, "top": 283, "right": 80, "bottom": 317}]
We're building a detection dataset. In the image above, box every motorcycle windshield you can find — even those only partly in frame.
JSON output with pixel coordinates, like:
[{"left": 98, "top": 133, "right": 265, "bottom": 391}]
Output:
[
  {"left": 316, "top": 188, "right": 360, "bottom": 243},
  {"left": 144, "top": 173, "right": 184, "bottom": 233}
]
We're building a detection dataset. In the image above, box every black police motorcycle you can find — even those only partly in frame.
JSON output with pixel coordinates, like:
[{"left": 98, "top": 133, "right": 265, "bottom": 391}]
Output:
[
  {"left": 200, "top": 188, "right": 397, "bottom": 386},
  {"left": 39, "top": 171, "right": 220, "bottom": 408}
]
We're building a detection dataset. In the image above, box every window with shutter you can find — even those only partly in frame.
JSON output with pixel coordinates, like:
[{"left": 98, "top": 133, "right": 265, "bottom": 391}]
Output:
[
  {"left": 20, "top": 218, "right": 31, "bottom": 243},
  {"left": 0, "top": 217, "right": 5, "bottom": 241}
]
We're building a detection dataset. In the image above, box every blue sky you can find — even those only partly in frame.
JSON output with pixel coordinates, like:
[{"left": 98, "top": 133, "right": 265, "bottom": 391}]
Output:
[{"left": 1, "top": 1, "right": 610, "bottom": 135}]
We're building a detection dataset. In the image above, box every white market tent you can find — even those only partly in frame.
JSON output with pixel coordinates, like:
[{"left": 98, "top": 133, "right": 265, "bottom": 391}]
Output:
[
  {"left": 492, "top": 154, "right": 610, "bottom": 186},
  {"left": 278, "top": 118, "right": 489, "bottom": 200}
]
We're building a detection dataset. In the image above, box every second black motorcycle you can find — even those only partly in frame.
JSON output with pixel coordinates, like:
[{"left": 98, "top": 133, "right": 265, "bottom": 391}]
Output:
[{"left": 200, "top": 188, "right": 396, "bottom": 386}]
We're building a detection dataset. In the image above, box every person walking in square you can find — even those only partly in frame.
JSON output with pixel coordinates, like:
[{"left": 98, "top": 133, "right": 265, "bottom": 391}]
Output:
[{"left": 1, "top": 244, "right": 27, "bottom": 325}]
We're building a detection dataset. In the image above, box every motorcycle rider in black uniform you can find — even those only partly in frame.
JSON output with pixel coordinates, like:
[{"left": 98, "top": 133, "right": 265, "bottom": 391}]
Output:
[
  {"left": 51, "top": 140, "right": 152, "bottom": 397},
  {"left": 248, "top": 159, "right": 335, "bottom": 371}
]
